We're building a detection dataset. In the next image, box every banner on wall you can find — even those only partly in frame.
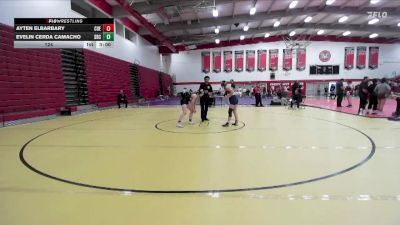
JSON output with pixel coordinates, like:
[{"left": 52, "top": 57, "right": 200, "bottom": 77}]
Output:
[
  {"left": 257, "top": 49, "right": 267, "bottom": 71},
  {"left": 201, "top": 52, "right": 210, "bottom": 73},
  {"left": 269, "top": 49, "right": 278, "bottom": 71},
  {"left": 296, "top": 48, "right": 306, "bottom": 71},
  {"left": 224, "top": 51, "right": 232, "bottom": 72},
  {"left": 213, "top": 51, "right": 221, "bottom": 73},
  {"left": 246, "top": 50, "right": 255, "bottom": 72},
  {"left": 235, "top": 50, "right": 244, "bottom": 72},
  {"left": 344, "top": 47, "right": 354, "bottom": 70},
  {"left": 356, "top": 46, "right": 366, "bottom": 69},
  {"left": 369, "top": 46, "right": 379, "bottom": 69},
  {"left": 283, "top": 49, "right": 293, "bottom": 71}
]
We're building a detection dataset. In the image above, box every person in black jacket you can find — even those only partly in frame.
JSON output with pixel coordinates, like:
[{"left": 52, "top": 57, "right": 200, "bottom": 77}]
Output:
[
  {"left": 358, "top": 76, "right": 369, "bottom": 115},
  {"left": 117, "top": 90, "right": 128, "bottom": 108},
  {"left": 290, "top": 87, "right": 303, "bottom": 108},
  {"left": 329, "top": 84, "right": 336, "bottom": 99},
  {"left": 394, "top": 97, "right": 400, "bottom": 118},
  {"left": 336, "top": 79, "right": 345, "bottom": 107},
  {"left": 324, "top": 86, "right": 328, "bottom": 98},
  {"left": 367, "top": 79, "right": 378, "bottom": 114},
  {"left": 198, "top": 76, "right": 213, "bottom": 122},
  {"left": 292, "top": 80, "right": 299, "bottom": 97}
]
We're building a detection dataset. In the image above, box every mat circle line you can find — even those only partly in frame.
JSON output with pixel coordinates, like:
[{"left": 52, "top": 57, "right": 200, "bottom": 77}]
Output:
[{"left": 19, "top": 113, "right": 376, "bottom": 194}]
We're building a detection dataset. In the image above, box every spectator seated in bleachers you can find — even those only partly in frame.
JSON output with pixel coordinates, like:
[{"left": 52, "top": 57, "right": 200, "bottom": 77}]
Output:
[{"left": 117, "top": 90, "right": 128, "bottom": 108}]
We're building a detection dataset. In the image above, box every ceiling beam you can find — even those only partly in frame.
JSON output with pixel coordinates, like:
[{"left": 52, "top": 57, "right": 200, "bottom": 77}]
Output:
[
  {"left": 303, "top": 0, "right": 314, "bottom": 11},
  {"left": 170, "top": 23, "right": 398, "bottom": 44},
  {"left": 130, "top": 0, "right": 237, "bottom": 15},
  {"left": 114, "top": 0, "right": 177, "bottom": 52},
  {"left": 137, "top": 6, "right": 400, "bottom": 35},
  {"left": 228, "top": 1, "right": 236, "bottom": 40}
]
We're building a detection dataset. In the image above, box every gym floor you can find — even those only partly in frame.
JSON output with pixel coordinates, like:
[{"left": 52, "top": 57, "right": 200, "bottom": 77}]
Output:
[{"left": 0, "top": 106, "right": 399, "bottom": 225}]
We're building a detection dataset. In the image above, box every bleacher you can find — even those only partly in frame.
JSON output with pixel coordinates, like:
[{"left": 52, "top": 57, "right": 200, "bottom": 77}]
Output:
[
  {"left": 0, "top": 23, "right": 65, "bottom": 123},
  {"left": 0, "top": 23, "right": 173, "bottom": 125},
  {"left": 84, "top": 49, "right": 133, "bottom": 107}
]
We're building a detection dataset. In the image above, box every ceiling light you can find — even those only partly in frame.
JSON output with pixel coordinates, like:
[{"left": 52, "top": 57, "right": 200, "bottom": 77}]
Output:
[
  {"left": 338, "top": 16, "right": 348, "bottom": 23},
  {"left": 370, "top": 0, "right": 380, "bottom": 4},
  {"left": 326, "top": 0, "right": 335, "bottom": 5},
  {"left": 214, "top": 27, "right": 219, "bottom": 34},
  {"left": 289, "top": 1, "right": 298, "bottom": 9},
  {"left": 343, "top": 31, "right": 351, "bottom": 36},
  {"left": 304, "top": 16, "right": 312, "bottom": 23},
  {"left": 249, "top": 7, "right": 256, "bottom": 15},
  {"left": 369, "top": 33, "right": 378, "bottom": 38},
  {"left": 243, "top": 25, "right": 249, "bottom": 31},
  {"left": 317, "top": 30, "right": 325, "bottom": 35},
  {"left": 264, "top": 33, "right": 270, "bottom": 38},
  {"left": 368, "top": 18, "right": 379, "bottom": 25},
  {"left": 289, "top": 31, "right": 296, "bottom": 36},
  {"left": 187, "top": 45, "right": 197, "bottom": 50},
  {"left": 212, "top": 8, "right": 218, "bottom": 17},
  {"left": 240, "top": 35, "right": 245, "bottom": 40},
  {"left": 273, "top": 21, "right": 280, "bottom": 27},
  {"left": 397, "top": 22, "right": 400, "bottom": 27},
  {"left": 215, "top": 39, "right": 220, "bottom": 44}
]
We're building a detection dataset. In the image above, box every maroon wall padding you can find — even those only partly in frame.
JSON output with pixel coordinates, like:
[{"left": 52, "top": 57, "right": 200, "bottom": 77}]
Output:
[
  {"left": 138, "top": 66, "right": 160, "bottom": 99},
  {"left": 0, "top": 23, "right": 65, "bottom": 116},
  {"left": 84, "top": 49, "right": 133, "bottom": 105}
]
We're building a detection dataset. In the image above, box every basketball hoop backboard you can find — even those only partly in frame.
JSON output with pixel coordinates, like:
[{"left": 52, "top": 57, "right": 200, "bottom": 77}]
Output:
[{"left": 282, "top": 35, "right": 312, "bottom": 55}]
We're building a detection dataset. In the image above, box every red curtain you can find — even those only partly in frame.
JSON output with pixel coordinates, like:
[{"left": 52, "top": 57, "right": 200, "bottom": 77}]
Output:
[
  {"left": 269, "top": 49, "right": 278, "bottom": 71},
  {"left": 201, "top": 52, "right": 210, "bottom": 73},
  {"left": 213, "top": 51, "right": 221, "bottom": 73},
  {"left": 344, "top": 47, "right": 354, "bottom": 70},
  {"left": 235, "top": 50, "right": 244, "bottom": 72},
  {"left": 369, "top": 46, "right": 379, "bottom": 69},
  {"left": 224, "top": 51, "right": 232, "bottom": 72},
  {"left": 356, "top": 46, "right": 366, "bottom": 69},
  {"left": 246, "top": 50, "right": 255, "bottom": 72},
  {"left": 296, "top": 48, "right": 306, "bottom": 71},
  {"left": 283, "top": 49, "right": 292, "bottom": 71},
  {"left": 258, "top": 50, "right": 267, "bottom": 71}
]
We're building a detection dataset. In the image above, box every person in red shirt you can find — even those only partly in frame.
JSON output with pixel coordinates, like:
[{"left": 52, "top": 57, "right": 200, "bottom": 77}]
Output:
[{"left": 254, "top": 83, "right": 264, "bottom": 107}]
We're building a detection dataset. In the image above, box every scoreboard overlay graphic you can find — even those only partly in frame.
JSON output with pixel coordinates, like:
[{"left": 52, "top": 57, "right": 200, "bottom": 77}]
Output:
[{"left": 14, "top": 18, "right": 115, "bottom": 49}]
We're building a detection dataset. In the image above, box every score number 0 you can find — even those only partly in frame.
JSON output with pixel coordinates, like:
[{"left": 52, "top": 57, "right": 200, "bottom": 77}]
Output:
[
  {"left": 102, "top": 24, "right": 114, "bottom": 41},
  {"left": 103, "top": 24, "right": 114, "bottom": 32}
]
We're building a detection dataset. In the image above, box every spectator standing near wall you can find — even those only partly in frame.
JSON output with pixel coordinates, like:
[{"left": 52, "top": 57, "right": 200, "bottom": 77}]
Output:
[
  {"left": 367, "top": 79, "right": 378, "bottom": 114},
  {"left": 254, "top": 84, "right": 264, "bottom": 107},
  {"left": 375, "top": 78, "right": 392, "bottom": 113},
  {"left": 324, "top": 86, "right": 329, "bottom": 98},
  {"left": 292, "top": 81, "right": 299, "bottom": 97},
  {"left": 336, "top": 79, "right": 345, "bottom": 107},
  {"left": 330, "top": 84, "right": 336, "bottom": 100},
  {"left": 345, "top": 81, "right": 353, "bottom": 107},
  {"left": 392, "top": 96, "right": 400, "bottom": 118},
  {"left": 358, "top": 76, "right": 369, "bottom": 116}
]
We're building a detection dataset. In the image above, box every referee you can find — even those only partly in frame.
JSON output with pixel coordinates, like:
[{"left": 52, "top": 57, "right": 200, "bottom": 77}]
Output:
[{"left": 198, "top": 76, "right": 213, "bottom": 122}]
